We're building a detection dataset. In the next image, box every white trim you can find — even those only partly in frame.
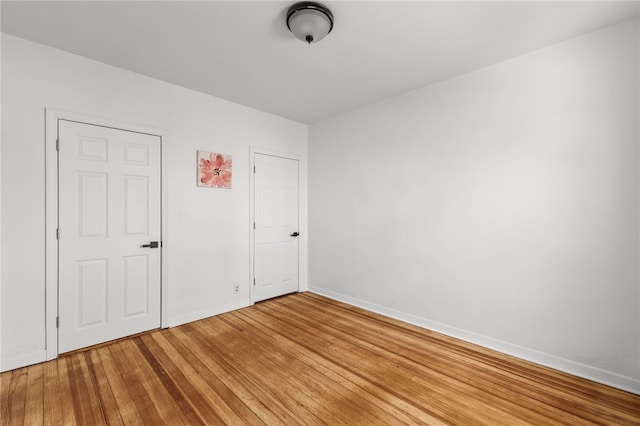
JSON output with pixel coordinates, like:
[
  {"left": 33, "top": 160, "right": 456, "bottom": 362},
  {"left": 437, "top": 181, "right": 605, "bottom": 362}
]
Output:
[
  {"left": 1, "top": 350, "right": 48, "bottom": 372},
  {"left": 45, "top": 108, "right": 168, "bottom": 361},
  {"left": 309, "top": 286, "right": 640, "bottom": 395},
  {"left": 160, "top": 133, "right": 169, "bottom": 329},
  {"left": 249, "top": 147, "right": 308, "bottom": 305},
  {"left": 168, "top": 300, "right": 250, "bottom": 328},
  {"left": 45, "top": 110, "right": 59, "bottom": 360}
]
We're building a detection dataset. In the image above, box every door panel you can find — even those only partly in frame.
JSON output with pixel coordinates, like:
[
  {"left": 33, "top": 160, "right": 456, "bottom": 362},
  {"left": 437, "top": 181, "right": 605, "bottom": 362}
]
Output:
[
  {"left": 77, "top": 259, "right": 108, "bottom": 328},
  {"left": 123, "top": 255, "right": 150, "bottom": 317},
  {"left": 58, "top": 120, "right": 161, "bottom": 353},
  {"left": 254, "top": 154, "right": 299, "bottom": 302},
  {"left": 123, "top": 175, "right": 149, "bottom": 235},
  {"left": 78, "top": 172, "right": 108, "bottom": 238}
]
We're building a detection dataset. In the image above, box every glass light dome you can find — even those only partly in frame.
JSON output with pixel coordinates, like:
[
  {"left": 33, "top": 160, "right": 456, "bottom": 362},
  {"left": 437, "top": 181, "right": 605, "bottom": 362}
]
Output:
[{"left": 286, "top": 2, "right": 334, "bottom": 44}]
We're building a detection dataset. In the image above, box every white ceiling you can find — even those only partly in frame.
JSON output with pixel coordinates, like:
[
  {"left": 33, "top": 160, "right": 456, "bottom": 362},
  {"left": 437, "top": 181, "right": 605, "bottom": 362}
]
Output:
[{"left": 2, "top": 1, "right": 639, "bottom": 124}]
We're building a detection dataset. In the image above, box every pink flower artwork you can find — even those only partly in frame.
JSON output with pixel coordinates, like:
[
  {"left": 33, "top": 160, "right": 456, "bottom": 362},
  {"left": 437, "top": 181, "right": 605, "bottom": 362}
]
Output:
[{"left": 197, "top": 151, "right": 232, "bottom": 189}]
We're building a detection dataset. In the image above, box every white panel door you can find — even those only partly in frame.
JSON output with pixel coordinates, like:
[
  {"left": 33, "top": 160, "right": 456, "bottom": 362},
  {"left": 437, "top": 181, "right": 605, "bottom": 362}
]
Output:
[
  {"left": 254, "top": 154, "right": 299, "bottom": 302},
  {"left": 58, "top": 120, "right": 161, "bottom": 353}
]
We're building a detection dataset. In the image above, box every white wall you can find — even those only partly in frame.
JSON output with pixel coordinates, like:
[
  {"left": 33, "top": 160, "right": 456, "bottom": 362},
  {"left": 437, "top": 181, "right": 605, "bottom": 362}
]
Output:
[
  {"left": 309, "top": 18, "right": 640, "bottom": 393},
  {"left": 1, "top": 35, "right": 308, "bottom": 369}
]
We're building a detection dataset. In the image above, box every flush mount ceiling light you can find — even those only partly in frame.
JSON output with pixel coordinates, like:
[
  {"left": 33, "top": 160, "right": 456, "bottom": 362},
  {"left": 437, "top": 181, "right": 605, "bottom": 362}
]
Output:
[{"left": 286, "top": 1, "right": 334, "bottom": 44}]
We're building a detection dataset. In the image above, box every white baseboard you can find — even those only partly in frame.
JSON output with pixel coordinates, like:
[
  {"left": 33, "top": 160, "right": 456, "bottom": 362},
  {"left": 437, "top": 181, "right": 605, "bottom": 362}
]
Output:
[
  {"left": 1, "top": 300, "right": 251, "bottom": 372},
  {"left": 309, "top": 286, "right": 640, "bottom": 395},
  {"left": 167, "top": 299, "right": 251, "bottom": 328},
  {"left": 1, "top": 350, "right": 47, "bottom": 372}
]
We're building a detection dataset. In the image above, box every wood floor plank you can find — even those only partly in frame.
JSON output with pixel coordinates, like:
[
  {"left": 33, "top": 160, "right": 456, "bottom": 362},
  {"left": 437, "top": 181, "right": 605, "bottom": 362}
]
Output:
[
  {"left": 263, "top": 295, "right": 580, "bottom": 424},
  {"left": 3, "top": 369, "right": 28, "bottom": 425},
  {"left": 288, "top": 293, "right": 635, "bottom": 421},
  {"left": 298, "top": 293, "right": 640, "bottom": 424},
  {"left": 23, "top": 364, "right": 44, "bottom": 426},
  {"left": 53, "top": 355, "right": 78, "bottom": 425},
  {"left": 83, "top": 350, "right": 124, "bottom": 426},
  {"left": 136, "top": 333, "right": 226, "bottom": 425},
  {"left": 66, "top": 352, "right": 106, "bottom": 425},
  {"left": 0, "top": 367, "right": 11, "bottom": 422},
  {"left": 213, "top": 312, "right": 391, "bottom": 426},
  {"left": 1, "top": 292, "right": 639, "bottom": 425},
  {"left": 157, "top": 326, "right": 290, "bottom": 425},
  {"left": 226, "top": 309, "right": 443, "bottom": 425},
  {"left": 107, "top": 341, "right": 166, "bottom": 424},
  {"left": 118, "top": 338, "right": 190, "bottom": 425},
  {"left": 42, "top": 360, "right": 65, "bottom": 426},
  {"left": 178, "top": 322, "right": 328, "bottom": 425},
  {"left": 251, "top": 299, "right": 531, "bottom": 425},
  {"left": 95, "top": 346, "right": 143, "bottom": 425}
]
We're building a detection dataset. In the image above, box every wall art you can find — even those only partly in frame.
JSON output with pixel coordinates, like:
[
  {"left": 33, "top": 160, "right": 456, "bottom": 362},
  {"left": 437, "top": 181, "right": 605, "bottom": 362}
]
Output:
[{"left": 197, "top": 151, "right": 232, "bottom": 189}]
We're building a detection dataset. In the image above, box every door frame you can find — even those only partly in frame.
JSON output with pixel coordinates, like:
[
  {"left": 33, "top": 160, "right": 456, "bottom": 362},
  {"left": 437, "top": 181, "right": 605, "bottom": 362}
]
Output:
[
  {"left": 45, "top": 108, "right": 168, "bottom": 360},
  {"left": 249, "top": 147, "right": 308, "bottom": 305}
]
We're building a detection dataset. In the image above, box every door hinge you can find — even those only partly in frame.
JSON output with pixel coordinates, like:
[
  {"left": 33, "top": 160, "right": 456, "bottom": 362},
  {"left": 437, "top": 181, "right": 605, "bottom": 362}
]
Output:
[
  {"left": 56, "top": 138, "right": 59, "bottom": 151},
  {"left": 56, "top": 316, "right": 60, "bottom": 328},
  {"left": 253, "top": 278, "right": 256, "bottom": 286},
  {"left": 253, "top": 222, "right": 255, "bottom": 230},
  {"left": 253, "top": 165, "right": 256, "bottom": 173},
  {"left": 56, "top": 228, "right": 60, "bottom": 240}
]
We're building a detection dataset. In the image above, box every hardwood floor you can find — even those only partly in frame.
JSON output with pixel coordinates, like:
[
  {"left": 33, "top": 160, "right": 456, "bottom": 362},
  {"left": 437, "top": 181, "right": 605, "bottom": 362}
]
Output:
[{"left": 1, "top": 292, "right": 639, "bottom": 425}]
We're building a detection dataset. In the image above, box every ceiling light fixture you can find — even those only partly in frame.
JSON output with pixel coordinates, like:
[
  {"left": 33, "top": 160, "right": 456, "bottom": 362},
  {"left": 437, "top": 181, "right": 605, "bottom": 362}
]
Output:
[{"left": 286, "top": 1, "right": 334, "bottom": 44}]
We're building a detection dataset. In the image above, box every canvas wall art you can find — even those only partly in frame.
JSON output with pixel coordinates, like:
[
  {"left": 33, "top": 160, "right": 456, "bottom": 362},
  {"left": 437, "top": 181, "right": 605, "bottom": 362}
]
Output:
[{"left": 197, "top": 151, "right": 232, "bottom": 189}]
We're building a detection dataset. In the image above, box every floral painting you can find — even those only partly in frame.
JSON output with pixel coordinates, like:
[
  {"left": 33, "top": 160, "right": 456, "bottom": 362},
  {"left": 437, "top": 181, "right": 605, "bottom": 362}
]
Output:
[{"left": 197, "top": 151, "right": 232, "bottom": 189}]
